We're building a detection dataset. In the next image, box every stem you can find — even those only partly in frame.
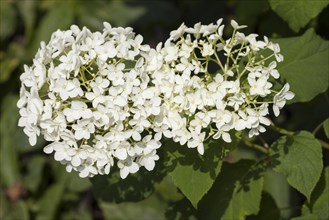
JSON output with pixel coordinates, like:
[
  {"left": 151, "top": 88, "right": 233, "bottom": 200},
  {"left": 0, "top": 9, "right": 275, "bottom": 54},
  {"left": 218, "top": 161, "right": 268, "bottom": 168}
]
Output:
[
  {"left": 269, "top": 124, "right": 294, "bottom": 136},
  {"left": 270, "top": 123, "right": 329, "bottom": 150},
  {"left": 312, "top": 119, "right": 325, "bottom": 135},
  {"left": 258, "top": 135, "right": 269, "bottom": 148},
  {"left": 213, "top": 51, "right": 225, "bottom": 73},
  {"left": 318, "top": 139, "right": 329, "bottom": 150},
  {"left": 243, "top": 139, "right": 269, "bottom": 154},
  {"left": 254, "top": 53, "right": 275, "bottom": 65}
]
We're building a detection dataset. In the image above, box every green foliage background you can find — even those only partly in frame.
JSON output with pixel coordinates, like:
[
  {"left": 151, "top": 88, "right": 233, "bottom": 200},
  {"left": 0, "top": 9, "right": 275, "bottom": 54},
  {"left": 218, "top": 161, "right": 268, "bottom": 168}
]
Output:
[{"left": 0, "top": 0, "right": 328, "bottom": 219}]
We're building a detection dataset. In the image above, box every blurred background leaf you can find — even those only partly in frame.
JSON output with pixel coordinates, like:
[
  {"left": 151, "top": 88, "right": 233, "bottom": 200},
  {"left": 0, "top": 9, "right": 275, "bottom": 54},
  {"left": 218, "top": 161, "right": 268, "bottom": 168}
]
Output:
[
  {"left": 0, "top": 94, "right": 20, "bottom": 187},
  {"left": 0, "top": 0, "right": 17, "bottom": 42}
]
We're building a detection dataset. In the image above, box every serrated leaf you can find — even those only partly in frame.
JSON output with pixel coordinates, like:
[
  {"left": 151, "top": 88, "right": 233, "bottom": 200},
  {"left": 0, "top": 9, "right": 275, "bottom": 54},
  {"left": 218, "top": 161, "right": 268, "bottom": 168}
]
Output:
[
  {"left": 270, "top": 131, "right": 323, "bottom": 200},
  {"left": 299, "top": 167, "right": 329, "bottom": 220},
  {"left": 198, "top": 160, "right": 264, "bottom": 219},
  {"left": 269, "top": 0, "right": 329, "bottom": 32},
  {"left": 308, "top": 167, "right": 329, "bottom": 220},
  {"left": 164, "top": 138, "right": 238, "bottom": 208},
  {"left": 323, "top": 118, "right": 329, "bottom": 139},
  {"left": 274, "top": 29, "right": 329, "bottom": 103}
]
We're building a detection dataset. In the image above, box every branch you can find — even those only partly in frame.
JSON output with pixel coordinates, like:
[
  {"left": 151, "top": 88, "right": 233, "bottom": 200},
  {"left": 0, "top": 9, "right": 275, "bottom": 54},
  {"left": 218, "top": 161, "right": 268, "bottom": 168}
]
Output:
[{"left": 243, "top": 139, "right": 269, "bottom": 154}]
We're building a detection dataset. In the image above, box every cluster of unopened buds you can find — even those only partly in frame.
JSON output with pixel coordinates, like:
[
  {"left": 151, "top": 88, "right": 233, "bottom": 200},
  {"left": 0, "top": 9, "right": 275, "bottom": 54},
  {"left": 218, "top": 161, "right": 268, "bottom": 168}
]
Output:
[{"left": 17, "top": 19, "right": 294, "bottom": 179}]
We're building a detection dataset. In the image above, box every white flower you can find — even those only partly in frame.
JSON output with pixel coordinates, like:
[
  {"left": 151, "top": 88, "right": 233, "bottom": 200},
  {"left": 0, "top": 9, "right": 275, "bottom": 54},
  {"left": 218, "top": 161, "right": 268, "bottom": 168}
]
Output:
[
  {"left": 85, "top": 87, "right": 107, "bottom": 107},
  {"left": 230, "top": 20, "right": 247, "bottom": 29},
  {"left": 213, "top": 125, "right": 232, "bottom": 143},
  {"left": 273, "top": 83, "right": 295, "bottom": 116},
  {"left": 268, "top": 42, "right": 284, "bottom": 62},
  {"left": 170, "top": 23, "right": 187, "bottom": 41},
  {"left": 265, "top": 61, "right": 280, "bottom": 79},
  {"left": 202, "top": 43, "right": 214, "bottom": 57},
  {"left": 138, "top": 150, "right": 160, "bottom": 171},
  {"left": 93, "top": 105, "right": 110, "bottom": 127},
  {"left": 16, "top": 22, "right": 170, "bottom": 178},
  {"left": 106, "top": 63, "right": 125, "bottom": 86},
  {"left": 95, "top": 41, "right": 117, "bottom": 61},
  {"left": 117, "top": 159, "right": 139, "bottom": 179},
  {"left": 90, "top": 76, "right": 110, "bottom": 92},
  {"left": 248, "top": 76, "right": 272, "bottom": 97},
  {"left": 63, "top": 101, "right": 93, "bottom": 122},
  {"left": 72, "top": 119, "right": 95, "bottom": 140},
  {"left": 246, "top": 34, "right": 267, "bottom": 51},
  {"left": 18, "top": 20, "right": 294, "bottom": 178},
  {"left": 163, "top": 45, "right": 179, "bottom": 63},
  {"left": 187, "top": 132, "right": 206, "bottom": 155},
  {"left": 53, "top": 78, "right": 83, "bottom": 100},
  {"left": 52, "top": 142, "right": 75, "bottom": 162}
]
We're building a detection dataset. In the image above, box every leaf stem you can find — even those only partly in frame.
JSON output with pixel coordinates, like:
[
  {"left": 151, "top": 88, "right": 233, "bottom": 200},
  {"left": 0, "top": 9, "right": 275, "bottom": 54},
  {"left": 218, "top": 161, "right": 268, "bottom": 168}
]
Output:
[
  {"left": 269, "top": 124, "right": 294, "bottom": 136},
  {"left": 270, "top": 123, "right": 329, "bottom": 150},
  {"left": 318, "top": 139, "right": 329, "bottom": 150},
  {"left": 312, "top": 120, "right": 324, "bottom": 135},
  {"left": 243, "top": 139, "right": 269, "bottom": 154}
]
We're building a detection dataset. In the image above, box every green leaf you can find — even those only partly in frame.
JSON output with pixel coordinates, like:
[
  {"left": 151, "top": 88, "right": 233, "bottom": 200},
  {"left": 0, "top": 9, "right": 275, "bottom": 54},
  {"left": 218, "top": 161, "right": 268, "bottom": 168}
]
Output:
[
  {"left": 99, "top": 192, "right": 167, "bottom": 220},
  {"left": 76, "top": 1, "right": 146, "bottom": 30},
  {"left": 0, "top": 43, "right": 24, "bottom": 83},
  {"left": 0, "top": 0, "right": 16, "bottom": 41},
  {"left": 164, "top": 138, "right": 238, "bottom": 208},
  {"left": 308, "top": 166, "right": 329, "bottom": 219},
  {"left": 274, "top": 29, "right": 329, "bottom": 103},
  {"left": 35, "top": 177, "right": 68, "bottom": 220},
  {"left": 91, "top": 163, "right": 166, "bottom": 203},
  {"left": 16, "top": 0, "right": 38, "bottom": 42},
  {"left": 0, "top": 94, "right": 20, "bottom": 186},
  {"left": 292, "top": 214, "right": 318, "bottom": 220},
  {"left": 235, "top": 0, "right": 269, "bottom": 33},
  {"left": 66, "top": 172, "right": 91, "bottom": 193},
  {"left": 198, "top": 160, "right": 264, "bottom": 219},
  {"left": 247, "top": 192, "right": 280, "bottom": 220},
  {"left": 269, "top": 0, "right": 329, "bottom": 32},
  {"left": 23, "top": 156, "right": 46, "bottom": 193},
  {"left": 2, "top": 201, "right": 30, "bottom": 220},
  {"left": 270, "top": 131, "right": 323, "bottom": 200},
  {"left": 155, "top": 176, "right": 184, "bottom": 202},
  {"left": 60, "top": 203, "right": 93, "bottom": 220},
  {"left": 299, "top": 167, "right": 329, "bottom": 220},
  {"left": 263, "top": 170, "right": 294, "bottom": 219},
  {"left": 323, "top": 118, "right": 329, "bottom": 139},
  {"left": 165, "top": 197, "right": 198, "bottom": 220},
  {"left": 29, "top": 1, "right": 74, "bottom": 55}
]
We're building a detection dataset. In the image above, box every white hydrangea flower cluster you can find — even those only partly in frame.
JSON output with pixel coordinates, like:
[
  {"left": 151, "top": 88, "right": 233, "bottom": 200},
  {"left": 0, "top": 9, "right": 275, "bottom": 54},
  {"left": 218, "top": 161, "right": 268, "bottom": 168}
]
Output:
[
  {"left": 17, "top": 19, "right": 294, "bottom": 179},
  {"left": 17, "top": 23, "right": 165, "bottom": 178},
  {"left": 150, "top": 19, "right": 294, "bottom": 155}
]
